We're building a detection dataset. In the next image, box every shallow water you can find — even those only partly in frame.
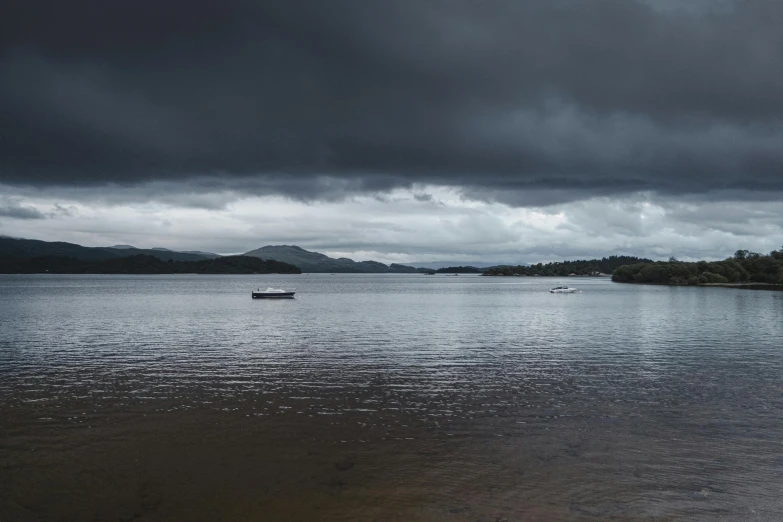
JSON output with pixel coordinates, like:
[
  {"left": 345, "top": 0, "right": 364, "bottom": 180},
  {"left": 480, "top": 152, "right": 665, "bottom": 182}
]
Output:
[{"left": 2, "top": 274, "right": 783, "bottom": 520}]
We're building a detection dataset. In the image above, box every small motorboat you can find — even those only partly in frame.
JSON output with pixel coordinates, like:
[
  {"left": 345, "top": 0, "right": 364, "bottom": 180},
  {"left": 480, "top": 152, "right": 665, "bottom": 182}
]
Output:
[
  {"left": 550, "top": 284, "right": 578, "bottom": 294},
  {"left": 252, "top": 287, "right": 295, "bottom": 299}
]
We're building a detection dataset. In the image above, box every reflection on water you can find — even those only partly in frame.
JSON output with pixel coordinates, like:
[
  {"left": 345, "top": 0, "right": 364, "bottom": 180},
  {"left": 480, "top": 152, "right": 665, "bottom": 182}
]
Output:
[{"left": 2, "top": 274, "right": 783, "bottom": 520}]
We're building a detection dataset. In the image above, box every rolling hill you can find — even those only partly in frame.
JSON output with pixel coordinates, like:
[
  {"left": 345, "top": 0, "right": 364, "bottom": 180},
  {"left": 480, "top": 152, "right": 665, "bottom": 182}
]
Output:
[
  {"left": 0, "top": 237, "right": 215, "bottom": 262},
  {"left": 244, "top": 245, "right": 418, "bottom": 273}
]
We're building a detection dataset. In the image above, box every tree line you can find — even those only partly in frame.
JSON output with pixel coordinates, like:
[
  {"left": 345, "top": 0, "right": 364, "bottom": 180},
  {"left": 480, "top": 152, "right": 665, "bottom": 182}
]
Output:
[
  {"left": 0, "top": 254, "right": 302, "bottom": 274},
  {"left": 435, "top": 266, "right": 483, "bottom": 273},
  {"left": 612, "top": 248, "right": 783, "bottom": 285},
  {"left": 483, "top": 256, "right": 651, "bottom": 277}
]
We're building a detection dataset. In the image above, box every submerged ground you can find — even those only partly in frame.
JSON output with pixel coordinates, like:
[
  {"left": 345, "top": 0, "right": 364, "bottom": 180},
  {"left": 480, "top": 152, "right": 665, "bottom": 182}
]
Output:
[{"left": 2, "top": 274, "right": 782, "bottom": 521}]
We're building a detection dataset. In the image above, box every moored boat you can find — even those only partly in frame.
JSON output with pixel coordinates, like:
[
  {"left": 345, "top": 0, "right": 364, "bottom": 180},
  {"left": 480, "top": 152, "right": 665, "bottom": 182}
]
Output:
[
  {"left": 252, "top": 287, "right": 295, "bottom": 299},
  {"left": 550, "top": 284, "right": 578, "bottom": 294}
]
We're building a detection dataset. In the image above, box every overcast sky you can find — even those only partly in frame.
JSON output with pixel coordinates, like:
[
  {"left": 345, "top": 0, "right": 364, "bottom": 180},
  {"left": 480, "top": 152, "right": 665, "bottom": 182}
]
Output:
[{"left": 2, "top": 0, "right": 782, "bottom": 263}]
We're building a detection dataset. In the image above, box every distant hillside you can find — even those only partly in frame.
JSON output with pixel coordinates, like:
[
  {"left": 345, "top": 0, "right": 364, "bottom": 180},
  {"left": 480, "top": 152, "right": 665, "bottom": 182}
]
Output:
[
  {"left": 483, "top": 256, "right": 651, "bottom": 276},
  {"left": 389, "top": 263, "right": 418, "bottom": 273},
  {"left": 149, "top": 247, "right": 221, "bottom": 258},
  {"left": 244, "top": 245, "right": 418, "bottom": 273},
  {"left": 0, "top": 237, "right": 214, "bottom": 262},
  {"left": 0, "top": 254, "right": 300, "bottom": 275}
]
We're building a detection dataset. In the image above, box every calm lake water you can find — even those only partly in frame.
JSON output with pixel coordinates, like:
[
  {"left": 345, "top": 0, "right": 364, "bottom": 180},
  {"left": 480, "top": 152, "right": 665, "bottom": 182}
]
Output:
[{"left": 2, "top": 274, "right": 783, "bottom": 520}]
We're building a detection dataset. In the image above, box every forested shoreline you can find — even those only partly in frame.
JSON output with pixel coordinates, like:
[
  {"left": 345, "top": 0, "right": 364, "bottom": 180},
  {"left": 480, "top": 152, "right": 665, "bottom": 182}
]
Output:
[
  {"left": 483, "top": 256, "right": 650, "bottom": 277},
  {"left": 0, "top": 254, "right": 302, "bottom": 275},
  {"left": 612, "top": 249, "right": 783, "bottom": 286}
]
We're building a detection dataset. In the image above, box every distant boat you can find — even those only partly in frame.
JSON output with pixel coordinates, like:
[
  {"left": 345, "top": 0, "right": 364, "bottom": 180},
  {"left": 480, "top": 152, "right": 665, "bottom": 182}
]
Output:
[
  {"left": 252, "top": 287, "right": 295, "bottom": 299},
  {"left": 550, "top": 284, "right": 578, "bottom": 294}
]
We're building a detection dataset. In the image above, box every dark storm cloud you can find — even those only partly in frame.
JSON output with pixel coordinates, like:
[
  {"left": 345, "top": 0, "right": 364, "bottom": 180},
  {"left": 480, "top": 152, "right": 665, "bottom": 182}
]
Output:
[{"left": 2, "top": 0, "right": 783, "bottom": 203}]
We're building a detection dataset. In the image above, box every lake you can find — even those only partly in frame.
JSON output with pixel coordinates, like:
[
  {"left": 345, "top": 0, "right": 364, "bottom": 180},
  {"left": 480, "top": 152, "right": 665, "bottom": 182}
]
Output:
[{"left": 2, "top": 274, "right": 782, "bottom": 521}]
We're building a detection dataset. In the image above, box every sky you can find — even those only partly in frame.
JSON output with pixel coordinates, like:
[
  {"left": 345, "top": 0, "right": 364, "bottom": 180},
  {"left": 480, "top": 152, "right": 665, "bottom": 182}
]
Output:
[{"left": 2, "top": 0, "right": 782, "bottom": 264}]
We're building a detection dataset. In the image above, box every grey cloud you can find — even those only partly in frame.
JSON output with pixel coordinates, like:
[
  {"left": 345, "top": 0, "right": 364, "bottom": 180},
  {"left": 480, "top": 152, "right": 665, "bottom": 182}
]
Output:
[
  {"left": 2, "top": 0, "right": 783, "bottom": 204},
  {"left": 51, "top": 204, "right": 76, "bottom": 217},
  {"left": 0, "top": 174, "right": 408, "bottom": 210},
  {"left": 0, "top": 203, "right": 46, "bottom": 220}
]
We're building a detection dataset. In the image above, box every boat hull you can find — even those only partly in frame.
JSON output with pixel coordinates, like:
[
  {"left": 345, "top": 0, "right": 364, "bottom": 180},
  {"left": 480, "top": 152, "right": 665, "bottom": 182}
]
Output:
[{"left": 252, "top": 292, "right": 295, "bottom": 299}]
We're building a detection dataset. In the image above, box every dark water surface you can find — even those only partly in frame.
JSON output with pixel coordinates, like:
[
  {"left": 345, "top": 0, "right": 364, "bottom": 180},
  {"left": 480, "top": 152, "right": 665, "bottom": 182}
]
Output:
[{"left": 2, "top": 274, "right": 783, "bottom": 521}]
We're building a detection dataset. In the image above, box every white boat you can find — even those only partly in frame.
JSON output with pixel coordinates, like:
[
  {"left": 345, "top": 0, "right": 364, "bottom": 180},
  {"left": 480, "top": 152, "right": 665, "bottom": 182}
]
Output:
[
  {"left": 550, "top": 284, "right": 578, "bottom": 294},
  {"left": 252, "top": 287, "right": 295, "bottom": 299}
]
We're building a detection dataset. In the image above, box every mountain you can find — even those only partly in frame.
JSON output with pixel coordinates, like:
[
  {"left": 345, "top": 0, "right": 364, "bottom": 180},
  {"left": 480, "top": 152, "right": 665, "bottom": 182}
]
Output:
[
  {"left": 244, "top": 245, "right": 418, "bottom": 273},
  {"left": 0, "top": 254, "right": 300, "bottom": 275},
  {"left": 0, "top": 237, "right": 214, "bottom": 262}
]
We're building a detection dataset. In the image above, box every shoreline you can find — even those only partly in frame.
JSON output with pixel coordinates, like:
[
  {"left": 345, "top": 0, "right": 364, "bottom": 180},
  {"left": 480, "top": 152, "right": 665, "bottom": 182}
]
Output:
[{"left": 612, "top": 280, "right": 783, "bottom": 290}]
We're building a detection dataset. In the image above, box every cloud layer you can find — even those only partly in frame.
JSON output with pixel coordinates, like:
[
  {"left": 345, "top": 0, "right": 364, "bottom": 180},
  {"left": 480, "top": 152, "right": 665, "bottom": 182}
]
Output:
[
  {"left": 2, "top": 187, "right": 781, "bottom": 264},
  {"left": 2, "top": 0, "right": 783, "bottom": 204}
]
